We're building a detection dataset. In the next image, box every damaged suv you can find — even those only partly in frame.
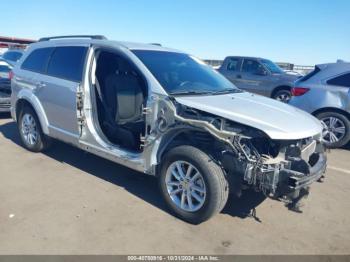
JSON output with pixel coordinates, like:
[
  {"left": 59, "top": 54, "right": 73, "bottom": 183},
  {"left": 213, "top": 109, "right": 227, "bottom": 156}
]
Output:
[{"left": 11, "top": 36, "right": 327, "bottom": 224}]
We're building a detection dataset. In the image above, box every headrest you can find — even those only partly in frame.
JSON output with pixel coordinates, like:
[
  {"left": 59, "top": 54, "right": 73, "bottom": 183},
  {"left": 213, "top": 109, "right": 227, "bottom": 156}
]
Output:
[{"left": 115, "top": 59, "right": 138, "bottom": 77}]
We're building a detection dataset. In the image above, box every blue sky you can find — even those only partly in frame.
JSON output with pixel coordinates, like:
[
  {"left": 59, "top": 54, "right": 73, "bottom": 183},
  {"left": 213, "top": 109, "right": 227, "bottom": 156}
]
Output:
[{"left": 2, "top": 0, "right": 349, "bottom": 65}]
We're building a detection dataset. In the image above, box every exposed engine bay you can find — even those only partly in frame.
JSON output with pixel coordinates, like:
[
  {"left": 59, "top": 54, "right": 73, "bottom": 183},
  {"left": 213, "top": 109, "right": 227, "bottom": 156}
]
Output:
[{"left": 151, "top": 97, "right": 327, "bottom": 212}]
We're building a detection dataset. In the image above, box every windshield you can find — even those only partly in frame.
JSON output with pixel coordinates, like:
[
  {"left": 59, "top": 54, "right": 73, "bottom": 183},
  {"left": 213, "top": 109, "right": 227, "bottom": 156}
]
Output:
[
  {"left": 260, "top": 59, "right": 284, "bottom": 74},
  {"left": 132, "top": 50, "right": 239, "bottom": 95}
]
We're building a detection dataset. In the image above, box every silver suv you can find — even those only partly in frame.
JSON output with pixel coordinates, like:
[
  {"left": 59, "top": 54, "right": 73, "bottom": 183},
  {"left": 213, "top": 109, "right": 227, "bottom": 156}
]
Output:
[
  {"left": 11, "top": 35, "right": 327, "bottom": 224},
  {"left": 289, "top": 62, "right": 350, "bottom": 148}
]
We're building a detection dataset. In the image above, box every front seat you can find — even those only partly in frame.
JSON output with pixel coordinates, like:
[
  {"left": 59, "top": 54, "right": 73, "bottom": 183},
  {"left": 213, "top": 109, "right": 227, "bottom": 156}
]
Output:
[{"left": 103, "top": 59, "right": 144, "bottom": 149}]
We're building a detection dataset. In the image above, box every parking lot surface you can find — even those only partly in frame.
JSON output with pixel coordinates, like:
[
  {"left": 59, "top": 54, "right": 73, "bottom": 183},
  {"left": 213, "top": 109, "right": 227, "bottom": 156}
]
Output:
[{"left": 0, "top": 114, "right": 349, "bottom": 255}]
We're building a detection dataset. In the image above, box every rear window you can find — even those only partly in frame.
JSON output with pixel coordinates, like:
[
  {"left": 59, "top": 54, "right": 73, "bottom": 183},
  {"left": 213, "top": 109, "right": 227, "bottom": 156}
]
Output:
[
  {"left": 226, "top": 58, "right": 239, "bottom": 71},
  {"left": 3, "top": 51, "right": 23, "bottom": 62},
  {"left": 47, "top": 46, "right": 87, "bottom": 82},
  {"left": 299, "top": 66, "right": 320, "bottom": 82},
  {"left": 0, "top": 65, "right": 11, "bottom": 72},
  {"left": 21, "top": 48, "right": 54, "bottom": 73},
  {"left": 327, "top": 73, "right": 350, "bottom": 87}
]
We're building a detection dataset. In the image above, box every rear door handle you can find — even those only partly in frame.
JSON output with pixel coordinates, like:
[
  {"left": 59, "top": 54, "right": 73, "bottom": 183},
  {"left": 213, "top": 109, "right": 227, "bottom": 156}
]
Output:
[{"left": 236, "top": 74, "right": 242, "bottom": 79}]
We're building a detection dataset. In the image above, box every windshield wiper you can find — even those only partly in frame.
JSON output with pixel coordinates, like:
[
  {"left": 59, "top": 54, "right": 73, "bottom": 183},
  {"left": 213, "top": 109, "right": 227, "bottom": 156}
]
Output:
[
  {"left": 171, "top": 91, "right": 213, "bottom": 96},
  {"left": 209, "top": 89, "right": 242, "bottom": 95}
]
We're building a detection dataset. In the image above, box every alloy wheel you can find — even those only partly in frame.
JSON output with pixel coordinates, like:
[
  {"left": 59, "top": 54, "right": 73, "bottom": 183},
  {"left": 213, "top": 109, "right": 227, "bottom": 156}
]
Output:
[
  {"left": 165, "top": 161, "right": 206, "bottom": 212},
  {"left": 320, "top": 116, "right": 346, "bottom": 144},
  {"left": 21, "top": 113, "right": 38, "bottom": 146},
  {"left": 275, "top": 91, "right": 291, "bottom": 103}
]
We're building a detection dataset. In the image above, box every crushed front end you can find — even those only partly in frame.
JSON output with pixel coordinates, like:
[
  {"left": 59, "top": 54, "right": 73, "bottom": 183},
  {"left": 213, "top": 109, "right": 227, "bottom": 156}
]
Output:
[
  {"left": 231, "top": 135, "right": 327, "bottom": 212},
  {"left": 174, "top": 104, "right": 327, "bottom": 213}
]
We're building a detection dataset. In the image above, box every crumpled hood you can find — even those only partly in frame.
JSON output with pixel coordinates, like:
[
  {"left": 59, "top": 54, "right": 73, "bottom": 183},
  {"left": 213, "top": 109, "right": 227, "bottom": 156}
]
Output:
[{"left": 175, "top": 92, "right": 322, "bottom": 140}]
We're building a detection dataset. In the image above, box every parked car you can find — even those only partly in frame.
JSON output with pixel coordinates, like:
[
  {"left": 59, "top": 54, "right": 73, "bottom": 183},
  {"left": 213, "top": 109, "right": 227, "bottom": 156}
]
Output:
[
  {"left": 217, "top": 56, "right": 301, "bottom": 102},
  {"left": 2, "top": 49, "right": 24, "bottom": 65},
  {"left": 0, "top": 60, "right": 12, "bottom": 112},
  {"left": 11, "top": 35, "right": 326, "bottom": 223},
  {"left": 289, "top": 62, "right": 350, "bottom": 148}
]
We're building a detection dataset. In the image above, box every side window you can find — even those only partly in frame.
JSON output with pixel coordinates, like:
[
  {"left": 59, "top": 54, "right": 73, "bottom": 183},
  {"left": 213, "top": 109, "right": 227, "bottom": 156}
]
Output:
[
  {"left": 47, "top": 46, "right": 88, "bottom": 82},
  {"left": 242, "top": 59, "right": 264, "bottom": 74},
  {"left": 21, "top": 48, "right": 54, "bottom": 73},
  {"left": 226, "top": 58, "right": 239, "bottom": 71},
  {"left": 327, "top": 73, "right": 350, "bottom": 87},
  {"left": 299, "top": 66, "right": 320, "bottom": 82}
]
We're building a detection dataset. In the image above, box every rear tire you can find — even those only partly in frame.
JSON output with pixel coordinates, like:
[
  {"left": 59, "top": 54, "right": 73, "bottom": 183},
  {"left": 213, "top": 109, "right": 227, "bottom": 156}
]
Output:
[
  {"left": 159, "top": 145, "right": 229, "bottom": 224},
  {"left": 316, "top": 111, "right": 350, "bottom": 148},
  {"left": 273, "top": 89, "right": 291, "bottom": 103},
  {"left": 18, "top": 106, "right": 51, "bottom": 152}
]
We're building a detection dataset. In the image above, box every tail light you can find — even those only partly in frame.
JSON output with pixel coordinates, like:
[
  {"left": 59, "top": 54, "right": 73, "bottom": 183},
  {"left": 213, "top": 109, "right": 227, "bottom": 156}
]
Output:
[
  {"left": 9, "top": 70, "right": 14, "bottom": 80},
  {"left": 291, "top": 87, "right": 310, "bottom": 96}
]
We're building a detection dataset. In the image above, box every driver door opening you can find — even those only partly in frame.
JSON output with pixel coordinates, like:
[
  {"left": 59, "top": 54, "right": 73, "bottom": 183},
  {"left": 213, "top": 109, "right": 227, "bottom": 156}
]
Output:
[{"left": 92, "top": 49, "right": 147, "bottom": 151}]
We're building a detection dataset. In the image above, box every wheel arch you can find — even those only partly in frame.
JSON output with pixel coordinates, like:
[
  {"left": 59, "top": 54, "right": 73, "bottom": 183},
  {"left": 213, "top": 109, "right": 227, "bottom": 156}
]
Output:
[
  {"left": 15, "top": 97, "right": 50, "bottom": 135},
  {"left": 312, "top": 107, "right": 350, "bottom": 120},
  {"left": 153, "top": 128, "right": 221, "bottom": 176}
]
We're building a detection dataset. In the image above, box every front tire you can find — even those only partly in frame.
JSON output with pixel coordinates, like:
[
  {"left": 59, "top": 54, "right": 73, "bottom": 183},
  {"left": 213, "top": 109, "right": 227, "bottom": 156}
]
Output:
[
  {"left": 18, "top": 106, "right": 51, "bottom": 152},
  {"left": 316, "top": 111, "right": 350, "bottom": 148},
  {"left": 159, "top": 145, "right": 229, "bottom": 224}
]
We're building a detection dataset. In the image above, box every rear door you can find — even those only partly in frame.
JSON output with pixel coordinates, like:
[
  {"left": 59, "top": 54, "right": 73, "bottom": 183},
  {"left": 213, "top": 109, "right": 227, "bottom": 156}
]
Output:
[
  {"left": 238, "top": 58, "right": 273, "bottom": 96},
  {"left": 35, "top": 45, "right": 88, "bottom": 143},
  {"left": 221, "top": 57, "right": 242, "bottom": 86}
]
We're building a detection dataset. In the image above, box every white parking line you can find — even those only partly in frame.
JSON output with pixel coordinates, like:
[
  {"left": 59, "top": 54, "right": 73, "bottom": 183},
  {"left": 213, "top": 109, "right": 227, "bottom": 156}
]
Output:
[{"left": 328, "top": 165, "right": 350, "bottom": 174}]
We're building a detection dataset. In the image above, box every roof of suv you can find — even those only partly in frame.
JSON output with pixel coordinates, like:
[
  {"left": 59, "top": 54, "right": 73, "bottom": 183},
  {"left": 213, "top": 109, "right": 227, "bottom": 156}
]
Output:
[
  {"left": 316, "top": 62, "right": 350, "bottom": 78},
  {"left": 316, "top": 62, "right": 350, "bottom": 71},
  {"left": 298, "top": 62, "right": 350, "bottom": 83},
  {"left": 27, "top": 38, "right": 182, "bottom": 54},
  {"left": 226, "top": 56, "right": 264, "bottom": 60}
]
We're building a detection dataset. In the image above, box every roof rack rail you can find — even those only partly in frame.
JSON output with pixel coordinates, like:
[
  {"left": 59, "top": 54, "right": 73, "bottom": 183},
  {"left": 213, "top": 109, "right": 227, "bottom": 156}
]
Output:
[
  {"left": 38, "top": 35, "right": 107, "bottom": 42},
  {"left": 149, "top": 43, "right": 162, "bottom": 46}
]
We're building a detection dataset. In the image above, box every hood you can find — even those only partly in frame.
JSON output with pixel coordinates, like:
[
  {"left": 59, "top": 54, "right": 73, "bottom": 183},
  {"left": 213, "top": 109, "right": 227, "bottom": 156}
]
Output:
[{"left": 175, "top": 92, "right": 322, "bottom": 140}]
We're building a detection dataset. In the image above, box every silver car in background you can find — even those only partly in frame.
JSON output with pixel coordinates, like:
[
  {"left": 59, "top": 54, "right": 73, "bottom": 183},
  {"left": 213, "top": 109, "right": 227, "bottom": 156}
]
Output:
[{"left": 289, "top": 62, "right": 350, "bottom": 148}]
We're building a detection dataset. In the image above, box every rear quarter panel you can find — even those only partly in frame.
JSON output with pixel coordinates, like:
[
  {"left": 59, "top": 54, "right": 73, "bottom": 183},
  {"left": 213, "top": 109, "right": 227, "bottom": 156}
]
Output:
[{"left": 289, "top": 83, "right": 350, "bottom": 114}]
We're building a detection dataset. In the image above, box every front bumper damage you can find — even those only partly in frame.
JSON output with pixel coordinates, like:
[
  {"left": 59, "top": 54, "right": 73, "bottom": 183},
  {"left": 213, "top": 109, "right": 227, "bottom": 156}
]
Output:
[
  {"left": 238, "top": 138, "right": 327, "bottom": 212},
  {"left": 167, "top": 102, "right": 327, "bottom": 213}
]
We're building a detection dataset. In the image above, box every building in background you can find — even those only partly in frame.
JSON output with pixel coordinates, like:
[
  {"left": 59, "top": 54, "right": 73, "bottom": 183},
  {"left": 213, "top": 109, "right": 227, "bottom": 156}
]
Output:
[{"left": 0, "top": 36, "right": 36, "bottom": 55}]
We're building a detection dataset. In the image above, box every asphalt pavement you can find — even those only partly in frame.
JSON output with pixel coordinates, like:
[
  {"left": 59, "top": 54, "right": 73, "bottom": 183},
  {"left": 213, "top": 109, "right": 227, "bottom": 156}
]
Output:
[{"left": 0, "top": 114, "right": 349, "bottom": 254}]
